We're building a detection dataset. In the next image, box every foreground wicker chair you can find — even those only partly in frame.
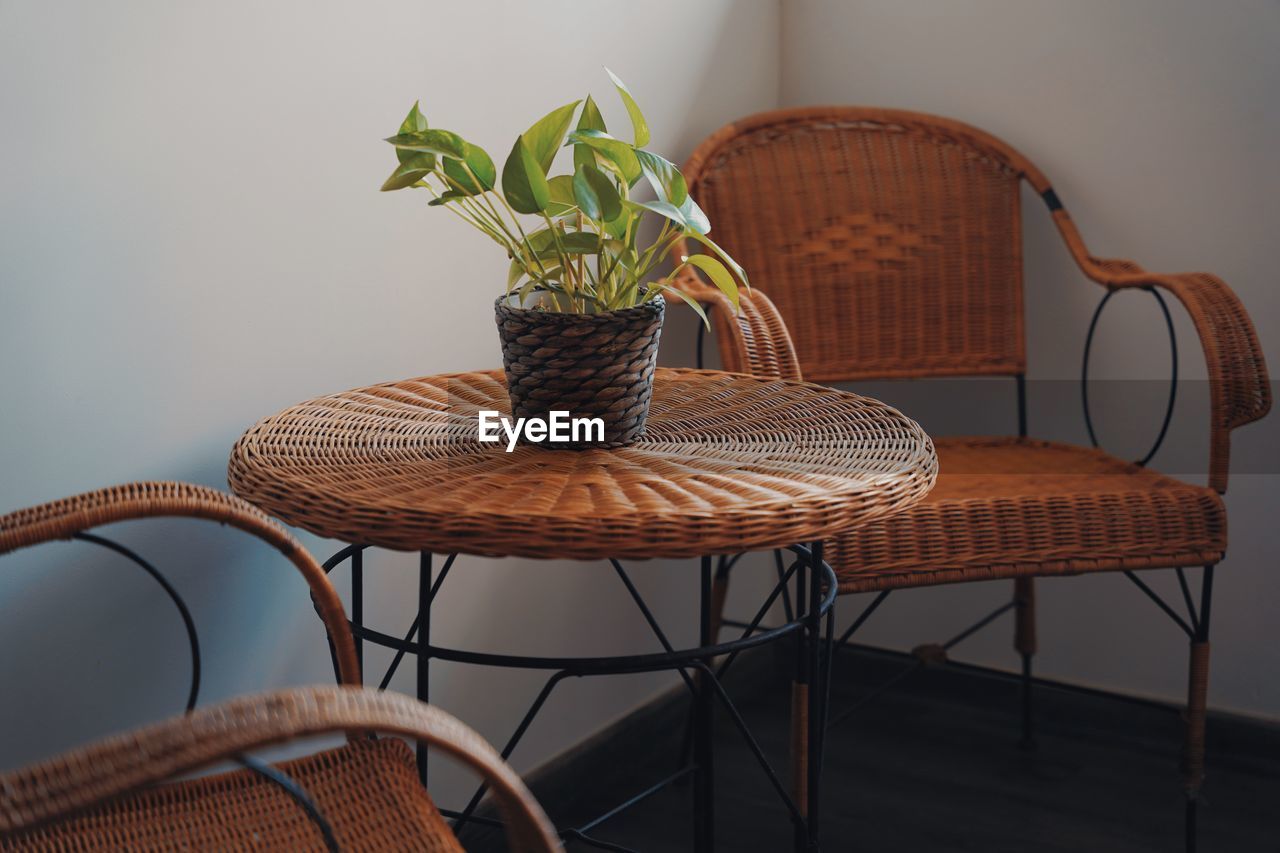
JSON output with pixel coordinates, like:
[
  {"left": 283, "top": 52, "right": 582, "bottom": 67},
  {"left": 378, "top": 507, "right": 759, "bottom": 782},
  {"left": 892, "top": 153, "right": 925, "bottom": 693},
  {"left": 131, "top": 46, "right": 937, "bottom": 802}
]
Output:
[
  {"left": 0, "top": 482, "right": 560, "bottom": 852},
  {"left": 674, "top": 107, "right": 1270, "bottom": 851}
]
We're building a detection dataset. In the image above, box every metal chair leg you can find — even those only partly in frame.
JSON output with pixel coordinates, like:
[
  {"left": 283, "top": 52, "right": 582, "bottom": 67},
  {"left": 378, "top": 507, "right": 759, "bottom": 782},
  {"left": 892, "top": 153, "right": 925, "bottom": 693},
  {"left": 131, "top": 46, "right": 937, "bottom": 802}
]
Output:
[
  {"left": 1184, "top": 565, "right": 1214, "bottom": 853},
  {"left": 789, "top": 680, "right": 810, "bottom": 853},
  {"left": 1014, "top": 576, "right": 1036, "bottom": 750}
]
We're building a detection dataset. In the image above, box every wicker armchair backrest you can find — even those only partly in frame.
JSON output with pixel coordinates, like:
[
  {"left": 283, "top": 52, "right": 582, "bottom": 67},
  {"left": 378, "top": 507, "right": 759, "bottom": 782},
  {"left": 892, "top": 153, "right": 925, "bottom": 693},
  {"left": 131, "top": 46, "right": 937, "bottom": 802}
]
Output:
[{"left": 683, "top": 106, "right": 1048, "bottom": 382}]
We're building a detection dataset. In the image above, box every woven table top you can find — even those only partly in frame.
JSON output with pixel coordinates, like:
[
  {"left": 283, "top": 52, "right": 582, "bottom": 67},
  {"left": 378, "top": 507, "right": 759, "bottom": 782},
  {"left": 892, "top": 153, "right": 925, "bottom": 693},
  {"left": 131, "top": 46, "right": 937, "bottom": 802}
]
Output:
[{"left": 227, "top": 369, "right": 937, "bottom": 560}]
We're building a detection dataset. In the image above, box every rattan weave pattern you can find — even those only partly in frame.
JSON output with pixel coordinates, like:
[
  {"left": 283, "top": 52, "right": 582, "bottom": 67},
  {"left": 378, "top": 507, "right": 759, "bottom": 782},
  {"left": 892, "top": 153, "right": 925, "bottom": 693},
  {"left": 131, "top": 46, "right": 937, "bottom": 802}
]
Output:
[
  {"left": 3, "top": 739, "right": 460, "bottom": 852},
  {"left": 680, "top": 108, "right": 1028, "bottom": 383},
  {"left": 0, "top": 686, "right": 561, "bottom": 852},
  {"left": 830, "top": 437, "right": 1226, "bottom": 593},
  {"left": 228, "top": 368, "right": 937, "bottom": 560}
]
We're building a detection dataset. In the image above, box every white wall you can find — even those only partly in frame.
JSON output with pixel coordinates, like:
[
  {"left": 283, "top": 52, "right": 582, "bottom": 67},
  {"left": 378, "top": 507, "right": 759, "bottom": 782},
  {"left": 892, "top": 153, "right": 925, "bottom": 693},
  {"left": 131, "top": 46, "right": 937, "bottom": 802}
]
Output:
[
  {"left": 780, "top": 0, "right": 1280, "bottom": 718},
  {"left": 0, "top": 0, "right": 781, "bottom": 800}
]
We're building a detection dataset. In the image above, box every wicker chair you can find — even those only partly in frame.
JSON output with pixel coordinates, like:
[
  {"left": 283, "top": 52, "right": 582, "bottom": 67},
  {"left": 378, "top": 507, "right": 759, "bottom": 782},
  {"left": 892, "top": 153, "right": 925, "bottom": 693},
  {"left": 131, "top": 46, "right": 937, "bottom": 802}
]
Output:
[
  {"left": 0, "top": 482, "right": 561, "bottom": 852},
  {"left": 673, "top": 107, "right": 1270, "bottom": 851}
]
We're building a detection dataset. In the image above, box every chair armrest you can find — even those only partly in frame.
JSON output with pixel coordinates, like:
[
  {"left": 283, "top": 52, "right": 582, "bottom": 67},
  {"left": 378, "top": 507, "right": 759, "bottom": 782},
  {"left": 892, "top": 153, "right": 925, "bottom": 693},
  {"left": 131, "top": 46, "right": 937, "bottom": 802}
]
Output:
[
  {"left": 0, "top": 685, "right": 563, "bottom": 852},
  {"left": 1047, "top": 208, "right": 1271, "bottom": 492},
  {"left": 0, "top": 482, "right": 360, "bottom": 685},
  {"left": 665, "top": 263, "right": 802, "bottom": 382}
]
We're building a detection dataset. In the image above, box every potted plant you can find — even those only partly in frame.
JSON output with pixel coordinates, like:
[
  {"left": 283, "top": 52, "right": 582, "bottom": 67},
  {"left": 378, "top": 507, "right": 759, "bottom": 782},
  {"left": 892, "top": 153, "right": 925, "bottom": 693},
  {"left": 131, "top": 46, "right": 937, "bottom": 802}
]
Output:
[{"left": 381, "top": 69, "right": 746, "bottom": 447}]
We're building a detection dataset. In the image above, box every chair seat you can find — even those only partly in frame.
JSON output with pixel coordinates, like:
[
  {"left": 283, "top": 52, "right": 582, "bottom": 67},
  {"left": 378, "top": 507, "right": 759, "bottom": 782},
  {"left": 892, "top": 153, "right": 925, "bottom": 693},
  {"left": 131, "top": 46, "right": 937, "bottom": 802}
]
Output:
[
  {"left": 2, "top": 738, "right": 463, "bottom": 852},
  {"left": 831, "top": 437, "right": 1226, "bottom": 593}
]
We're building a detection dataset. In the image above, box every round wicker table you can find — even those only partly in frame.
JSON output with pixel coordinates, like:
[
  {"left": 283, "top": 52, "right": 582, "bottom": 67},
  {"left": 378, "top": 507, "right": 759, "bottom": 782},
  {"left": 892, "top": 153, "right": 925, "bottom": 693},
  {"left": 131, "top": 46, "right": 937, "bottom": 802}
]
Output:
[{"left": 228, "top": 368, "right": 936, "bottom": 852}]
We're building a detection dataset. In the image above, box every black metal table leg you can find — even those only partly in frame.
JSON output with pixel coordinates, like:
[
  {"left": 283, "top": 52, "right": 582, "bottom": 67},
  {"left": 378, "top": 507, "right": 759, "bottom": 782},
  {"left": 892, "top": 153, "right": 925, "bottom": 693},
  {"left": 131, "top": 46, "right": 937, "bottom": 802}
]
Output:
[
  {"left": 792, "top": 550, "right": 809, "bottom": 853},
  {"left": 694, "top": 555, "right": 715, "bottom": 852},
  {"left": 806, "top": 540, "right": 825, "bottom": 851},
  {"left": 417, "top": 551, "right": 432, "bottom": 785},
  {"left": 328, "top": 544, "right": 838, "bottom": 849}
]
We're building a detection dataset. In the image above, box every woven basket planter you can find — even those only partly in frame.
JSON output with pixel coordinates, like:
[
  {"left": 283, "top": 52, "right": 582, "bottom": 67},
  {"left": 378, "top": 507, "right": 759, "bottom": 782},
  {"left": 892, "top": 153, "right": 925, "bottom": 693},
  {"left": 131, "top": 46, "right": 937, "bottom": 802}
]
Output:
[{"left": 495, "top": 294, "right": 665, "bottom": 448}]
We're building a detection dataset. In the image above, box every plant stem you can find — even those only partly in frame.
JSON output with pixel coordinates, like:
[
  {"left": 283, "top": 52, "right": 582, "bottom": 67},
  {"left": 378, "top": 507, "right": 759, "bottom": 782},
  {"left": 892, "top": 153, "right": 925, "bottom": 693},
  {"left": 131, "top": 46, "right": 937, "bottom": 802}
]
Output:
[
  {"left": 437, "top": 165, "right": 550, "bottom": 281},
  {"left": 434, "top": 171, "right": 513, "bottom": 244},
  {"left": 636, "top": 229, "right": 685, "bottom": 282},
  {"left": 484, "top": 176, "right": 550, "bottom": 279},
  {"left": 539, "top": 212, "right": 579, "bottom": 310},
  {"left": 576, "top": 212, "right": 587, "bottom": 299},
  {"left": 423, "top": 179, "right": 512, "bottom": 250},
  {"left": 598, "top": 248, "right": 626, "bottom": 305},
  {"left": 459, "top": 162, "right": 529, "bottom": 251}
]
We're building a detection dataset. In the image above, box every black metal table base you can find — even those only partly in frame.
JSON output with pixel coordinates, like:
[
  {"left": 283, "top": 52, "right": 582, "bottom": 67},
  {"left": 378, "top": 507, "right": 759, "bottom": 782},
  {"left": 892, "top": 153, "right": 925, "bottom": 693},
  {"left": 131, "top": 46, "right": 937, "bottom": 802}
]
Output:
[{"left": 321, "top": 544, "right": 837, "bottom": 852}]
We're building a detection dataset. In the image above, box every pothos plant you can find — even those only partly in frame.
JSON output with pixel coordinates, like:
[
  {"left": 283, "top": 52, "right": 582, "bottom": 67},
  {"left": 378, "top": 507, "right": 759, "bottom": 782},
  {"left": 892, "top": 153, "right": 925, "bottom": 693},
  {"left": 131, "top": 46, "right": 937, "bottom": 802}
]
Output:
[{"left": 381, "top": 69, "right": 745, "bottom": 323}]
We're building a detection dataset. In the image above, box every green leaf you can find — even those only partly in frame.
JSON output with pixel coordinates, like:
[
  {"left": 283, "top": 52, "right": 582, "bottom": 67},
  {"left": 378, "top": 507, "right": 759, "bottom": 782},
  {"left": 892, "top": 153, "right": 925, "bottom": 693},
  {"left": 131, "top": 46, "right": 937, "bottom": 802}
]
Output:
[
  {"left": 399, "top": 101, "right": 429, "bottom": 134},
  {"left": 427, "top": 190, "right": 467, "bottom": 206},
  {"left": 559, "top": 231, "right": 602, "bottom": 253},
  {"left": 602, "top": 209, "right": 631, "bottom": 240},
  {"left": 678, "top": 194, "right": 710, "bottom": 235},
  {"left": 521, "top": 225, "right": 559, "bottom": 254},
  {"left": 572, "top": 163, "right": 622, "bottom": 222},
  {"left": 635, "top": 199, "right": 688, "bottom": 228},
  {"left": 567, "top": 129, "right": 641, "bottom": 186},
  {"left": 546, "top": 175, "right": 578, "bottom": 216},
  {"left": 683, "top": 231, "right": 749, "bottom": 287},
  {"left": 395, "top": 102, "right": 431, "bottom": 166},
  {"left": 381, "top": 159, "right": 434, "bottom": 191},
  {"left": 385, "top": 128, "right": 467, "bottom": 160},
  {"left": 502, "top": 136, "right": 550, "bottom": 214},
  {"left": 658, "top": 283, "right": 710, "bottom": 328},
  {"left": 442, "top": 141, "right": 496, "bottom": 194},
  {"left": 519, "top": 274, "right": 561, "bottom": 304},
  {"left": 517, "top": 227, "right": 601, "bottom": 265},
  {"left": 634, "top": 196, "right": 709, "bottom": 235},
  {"left": 601, "top": 240, "right": 638, "bottom": 285},
  {"left": 509, "top": 255, "right": 562, "bottom": 282},
  {"left": 530, "top": 230, "right": 601, "bottom": 262},
  {"left": 605, "top": 67, "right": 650, "bottom": 148},
  {"left": 574, "top": 95, "right": 607, "bottom": 173},
  {"left": 518, "top": 277, "right": 540, "bottom": 303},
  {"left": 391, "top": 149, "right": 436, "bottom": 178},
  {"left": 681, "top": 253, "right": 739, "bottom": 310},
  {"left": 635, "top": 149, "right": 687, "bottom": 206},
  {"left": 523, "top": 100, "right": 581, "bottom": 175}
]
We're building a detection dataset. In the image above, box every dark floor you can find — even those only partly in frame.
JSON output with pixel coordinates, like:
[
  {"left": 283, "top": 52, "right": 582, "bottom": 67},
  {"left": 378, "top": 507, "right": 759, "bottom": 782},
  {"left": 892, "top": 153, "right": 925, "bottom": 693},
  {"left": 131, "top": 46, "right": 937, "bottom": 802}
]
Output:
[{"left": 467, "top": 644, "right": 1280, "bottom": 852}]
